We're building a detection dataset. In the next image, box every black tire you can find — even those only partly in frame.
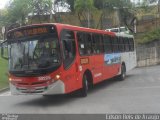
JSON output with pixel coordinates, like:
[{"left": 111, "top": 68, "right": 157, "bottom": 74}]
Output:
[
  {"left": 119, "top": 64, "right": 126, "bottom": 81},
  {"left": 79, "top": 74, "right": 88, "bottom": 97}
]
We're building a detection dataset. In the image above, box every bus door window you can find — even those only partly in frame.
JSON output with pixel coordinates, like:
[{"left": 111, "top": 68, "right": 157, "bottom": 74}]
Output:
[{"left": 61, "top": 30, "right": 76, "bottom": 69}]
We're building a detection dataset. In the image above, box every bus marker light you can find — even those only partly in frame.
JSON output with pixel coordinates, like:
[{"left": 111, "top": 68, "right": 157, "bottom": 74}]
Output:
[{"left": 79, "top": 66, "right": 82, "bottom": 71}]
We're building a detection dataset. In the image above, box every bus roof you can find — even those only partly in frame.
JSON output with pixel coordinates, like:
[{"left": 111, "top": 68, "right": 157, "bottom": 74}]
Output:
[
  {"left": 7, "top": 23, "right": 115, "bottom": 36},
  {"left": 54, "top": 23, "right": 114, "bottom": 34}
]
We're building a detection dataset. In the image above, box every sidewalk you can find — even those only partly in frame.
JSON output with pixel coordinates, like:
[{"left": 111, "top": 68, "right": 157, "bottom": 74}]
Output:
[{"left": 0, "top": 87, "right": 9, "bottom": 93}]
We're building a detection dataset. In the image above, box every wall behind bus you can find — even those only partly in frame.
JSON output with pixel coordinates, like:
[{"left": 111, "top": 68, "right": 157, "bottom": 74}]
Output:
[{"left": 136, "top": 40, "right": 160, "bottom": 67}]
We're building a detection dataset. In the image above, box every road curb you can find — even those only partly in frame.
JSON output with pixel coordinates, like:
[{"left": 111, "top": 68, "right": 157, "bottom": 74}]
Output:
[{"left": 0, "top": 87, "right": 9, "bottom": 93}]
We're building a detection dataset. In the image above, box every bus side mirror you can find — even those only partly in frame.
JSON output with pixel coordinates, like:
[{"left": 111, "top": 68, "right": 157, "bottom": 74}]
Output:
[{"left": 1, "top": 41, "right": 9, "bottom": 60}]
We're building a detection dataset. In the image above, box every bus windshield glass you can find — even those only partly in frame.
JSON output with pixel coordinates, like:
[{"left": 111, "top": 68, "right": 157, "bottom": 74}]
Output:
[{"left": 7, "top": 26, "right": 61, "bottom": 75}]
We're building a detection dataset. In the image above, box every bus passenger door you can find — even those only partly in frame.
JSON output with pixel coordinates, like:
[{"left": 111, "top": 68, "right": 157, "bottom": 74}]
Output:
[{"left": 61, "top": 30, "right": 78, "bottom": 93}]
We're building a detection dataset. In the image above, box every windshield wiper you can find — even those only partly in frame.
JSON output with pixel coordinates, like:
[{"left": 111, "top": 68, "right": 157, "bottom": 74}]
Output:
[{"left": 38, "top": 58, "right": 51, "bottom": 68}]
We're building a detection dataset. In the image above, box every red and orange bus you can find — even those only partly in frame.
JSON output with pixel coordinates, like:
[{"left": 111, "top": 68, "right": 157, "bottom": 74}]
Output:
[{"left": 1, "top": 23, "right": 136, "bottom": 97}]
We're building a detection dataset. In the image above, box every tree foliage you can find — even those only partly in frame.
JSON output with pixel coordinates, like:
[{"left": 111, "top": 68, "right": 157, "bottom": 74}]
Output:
[
  {"left": 0, "top": 0, "right": 136, "bottom": 31},
  {"left": 74, "top": 0, "right": 96, "bottom": 27},
  {"left": 66, "top": 0, "right": 75, "bottom": 12},
  {"left": 31, "top": 0, "right": 52, "bottom": 23},
  {"left": 74, "top": 0, "right": 95, "bottom": 12},
  {"left": 94, "top": 0, "right": 132, "bottom": 10},
  {"left": 140, "top": 28, "right": 160, "bottom": 44},
  {"left": 32, "top": 0, "right": 52, "bottom": 15},
  {"left": 1, "top": 0, "right": 53, "bottom": 26},
  {"left": 7, "top": 0, "right": 33, "bottom": 25},
  {"left": 0, "top": 9, "right": 9, "bottom": 26}
]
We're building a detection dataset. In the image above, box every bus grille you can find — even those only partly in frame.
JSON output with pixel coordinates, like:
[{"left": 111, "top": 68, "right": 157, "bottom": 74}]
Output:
[{"left": 16, "top": 86, "right": 48, "bottom": 93}]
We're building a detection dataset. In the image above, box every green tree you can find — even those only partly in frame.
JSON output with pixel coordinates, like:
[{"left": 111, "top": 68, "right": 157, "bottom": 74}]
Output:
[
  {"left": 74, "top": 0, "right": 96, "bottom": 28},
  {"left": 53, "top": 0, "right": 70, "bottom": 23},
  {"left": 3, "top": 0, "right": 53, "bottom": 26},
  {"left": 0, "top": 9, "right": 9, "bottom": 26},
  {"left": 31, "top": 0, "right": 53, "bottom": 23},
  {"left": 66, "top": 0, "right": 75, "bottom": 12},
  {"left": 94, "top": 0, "right": 132, "bottom": 10},
  {"left": 7, "top": 0, "right": 33, "bottom": 25}
]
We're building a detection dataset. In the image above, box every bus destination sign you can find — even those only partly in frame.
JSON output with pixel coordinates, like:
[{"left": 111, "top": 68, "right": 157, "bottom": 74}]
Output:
[{"left": 7, "top": 26, "right": 55, "bottom": 39}]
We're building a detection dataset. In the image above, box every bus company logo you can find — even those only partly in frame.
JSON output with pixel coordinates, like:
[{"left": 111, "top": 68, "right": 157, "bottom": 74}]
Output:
[
  {"left": 104, "top": 53, "right": 121, "bottom": 65},
  {"left": 38, "top": 76, "right": 51, "bottom": 81},
  {"left": 94, "top": 73, "right": 102, "bottom": 78}
]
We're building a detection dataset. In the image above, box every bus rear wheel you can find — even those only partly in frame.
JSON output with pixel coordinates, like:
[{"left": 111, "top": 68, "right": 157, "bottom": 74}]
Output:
[
  {"left": 79, "top": 74, "right": 88, "bottom": 97},
  {"left": 119, "top": 64, "right": 126, "bottom": 81}
]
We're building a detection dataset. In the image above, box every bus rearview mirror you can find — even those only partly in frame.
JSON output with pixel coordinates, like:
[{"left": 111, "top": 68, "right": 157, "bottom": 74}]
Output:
[{"left": 1, "top": 41, "right": 9, "bottom": 60}]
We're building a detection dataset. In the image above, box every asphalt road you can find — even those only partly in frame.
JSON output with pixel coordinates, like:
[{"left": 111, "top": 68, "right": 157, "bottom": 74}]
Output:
[{"left": 0, "top": 65, "right": 160, "bottom": 114}]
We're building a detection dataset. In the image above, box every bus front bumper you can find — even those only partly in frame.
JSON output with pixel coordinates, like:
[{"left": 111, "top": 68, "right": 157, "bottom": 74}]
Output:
[{"left": 10, "top": 80, "right": 65, "bottom": 95}]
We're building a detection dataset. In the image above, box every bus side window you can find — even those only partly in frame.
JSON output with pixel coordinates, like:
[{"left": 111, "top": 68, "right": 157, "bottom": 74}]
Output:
[
  {"left": 92, "top": 34, "right": 103, "bottom": 54},
  {"left": 130, "top": 38, "right": 134, "bottom": 51},
  {"left": 117, "top": 37, "right": 121, "bottom": 52},
  {"left": 125, "top": 38, "right": 129, "bottom": 52},
  {"left": 122, "top": 37, "right": 126, "bottom": 52},
  {"left": 85, "top": 33, "right": 92, "bottom": 55},
  {"left": 99, "top": 35, "right": 104, "bottom": 53},
  {"left": 115, "top": 37, "right": 119, "bottom": 53},
  {"left": 119, "top": 37, "right": 124, "bottom": 52},
  {"left": 132, "top": 38, "right": 134, "bottom": 51},
  {"left": 92, "top": 34, "right": 97, "bottom": 54},
  {"left": 77, "top": 32, "right": 85, "bottom": 55},
  {"left": 104, "top": 35, "right": 112, "bottom": 53},
  {"left": 61, "top": 30, "right": 76, "bottom": 69},
  {"left": 112, "top": 36, "right": 117, "bottom": 53}
]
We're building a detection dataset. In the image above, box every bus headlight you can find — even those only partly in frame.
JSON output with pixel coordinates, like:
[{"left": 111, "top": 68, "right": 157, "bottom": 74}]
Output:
[
  {"left": 9, "top": 78, "right": 12, "bottom": 81},
  {"left": 55, "top": 74, "right": 60, "bottom": 80}
]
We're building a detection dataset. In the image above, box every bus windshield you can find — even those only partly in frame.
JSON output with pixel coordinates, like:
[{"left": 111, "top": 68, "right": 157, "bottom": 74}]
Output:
[{"left": 8, "top": 34, "right": 61, "bottom": 76}]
